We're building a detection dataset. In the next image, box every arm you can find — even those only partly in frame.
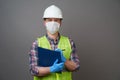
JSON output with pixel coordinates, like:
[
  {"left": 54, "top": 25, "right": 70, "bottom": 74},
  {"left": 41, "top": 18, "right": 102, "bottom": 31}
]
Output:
[
  {"left": 38, "top": 59, "right": 64, "bottom": 76},
  {"left": 29, "top": 40, "right": 64, "bottom": 76},
  {"left": 65, "top": 60, "right": 78, "bottom": 71},
  {"left": 29, "top": 40, "right": 50, "bottom": 76},
  {"left": 37, "top": 67, "right": 50, "bottom": 76},
  {"left": 64, "top": 39, "right": 80, "bottom": 71}
]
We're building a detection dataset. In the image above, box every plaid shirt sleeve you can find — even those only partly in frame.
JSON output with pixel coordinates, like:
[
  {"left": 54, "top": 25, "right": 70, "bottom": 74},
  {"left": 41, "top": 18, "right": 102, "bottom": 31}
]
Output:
[
  {"left": 69, "top": 38, "right": 80, "bottom": 70},
  {"left": 29, "top": 40, "right": 39, "bottom": 76}
]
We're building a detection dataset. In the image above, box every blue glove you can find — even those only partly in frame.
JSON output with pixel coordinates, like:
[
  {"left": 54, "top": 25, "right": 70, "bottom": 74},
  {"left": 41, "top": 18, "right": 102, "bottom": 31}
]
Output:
[
  {"left": 50, "top": 59, "right": 64, "bottom": 73},
  {"left": 55, "top": 48, "right": 66, "bottom": 62}
]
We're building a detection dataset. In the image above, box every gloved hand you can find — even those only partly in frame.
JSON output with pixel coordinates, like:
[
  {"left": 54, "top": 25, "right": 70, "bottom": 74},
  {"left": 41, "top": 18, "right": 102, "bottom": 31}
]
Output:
[
  {"left": 50, "top": 59, "right": 64, "bottom": 73},
  {"left": 55, "top": 48, "right": 66, "bottom": 62}
]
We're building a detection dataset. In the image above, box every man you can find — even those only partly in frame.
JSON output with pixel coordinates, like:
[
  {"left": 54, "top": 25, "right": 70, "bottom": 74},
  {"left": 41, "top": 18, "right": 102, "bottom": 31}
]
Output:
[{"left": 29, "top": 5, "right": 80, "bottom": 80}]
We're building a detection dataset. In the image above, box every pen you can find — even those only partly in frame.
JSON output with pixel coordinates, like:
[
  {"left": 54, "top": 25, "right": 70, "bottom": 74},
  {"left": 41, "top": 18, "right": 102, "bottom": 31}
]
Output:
[{"left": 62, "top": 49, "right": 65, "bottom": 51}]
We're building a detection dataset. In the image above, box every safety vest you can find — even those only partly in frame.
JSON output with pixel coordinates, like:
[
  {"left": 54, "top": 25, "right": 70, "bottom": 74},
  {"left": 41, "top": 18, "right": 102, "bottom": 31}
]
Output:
[{"left": 34, "top": 35, "right": 72, "bottom": 80}]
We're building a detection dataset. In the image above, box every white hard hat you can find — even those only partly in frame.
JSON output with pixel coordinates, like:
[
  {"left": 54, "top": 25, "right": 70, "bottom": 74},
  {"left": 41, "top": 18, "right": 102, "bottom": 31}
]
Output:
[{"left": 43, "top": 5, "right": 63, "bottom": 19}]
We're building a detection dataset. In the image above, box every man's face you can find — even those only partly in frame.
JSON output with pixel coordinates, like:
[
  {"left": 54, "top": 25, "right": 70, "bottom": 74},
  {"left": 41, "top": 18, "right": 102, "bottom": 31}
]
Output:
[{"left": 43, "top": 18, "right": 62, "bottom": 34}]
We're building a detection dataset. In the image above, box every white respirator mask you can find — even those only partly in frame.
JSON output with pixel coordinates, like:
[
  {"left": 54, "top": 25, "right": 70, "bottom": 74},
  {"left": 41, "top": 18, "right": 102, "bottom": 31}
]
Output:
[{"left": 45, "top": 21, "right": 60, "bottom": 34}]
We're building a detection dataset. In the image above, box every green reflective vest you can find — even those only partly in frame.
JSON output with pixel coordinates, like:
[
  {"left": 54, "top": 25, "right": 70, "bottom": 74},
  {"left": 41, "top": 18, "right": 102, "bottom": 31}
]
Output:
[{"left": 34, "top": 35, "right": 72, "bottom": 80}]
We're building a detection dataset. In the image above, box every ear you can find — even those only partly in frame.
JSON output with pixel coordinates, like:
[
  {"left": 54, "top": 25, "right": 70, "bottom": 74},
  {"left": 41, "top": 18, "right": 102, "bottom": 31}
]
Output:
[
  {"left": 43, "top": 21, "right": 46, "bottom": 26},
  {"left": 60, "top": 21, "right": 62, "bottom": 27}
]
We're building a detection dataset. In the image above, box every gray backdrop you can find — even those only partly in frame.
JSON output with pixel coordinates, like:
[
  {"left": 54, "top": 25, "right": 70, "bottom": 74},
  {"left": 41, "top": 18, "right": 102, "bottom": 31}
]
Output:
[{"left": 0, "top": 0, "right": 120, "bottom": 80}]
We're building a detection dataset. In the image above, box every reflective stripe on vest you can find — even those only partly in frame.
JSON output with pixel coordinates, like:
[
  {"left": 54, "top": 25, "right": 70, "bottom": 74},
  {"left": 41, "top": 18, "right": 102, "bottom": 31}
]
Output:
[{"left": 34, "top": 35, "right": 72, "bottom": 80}]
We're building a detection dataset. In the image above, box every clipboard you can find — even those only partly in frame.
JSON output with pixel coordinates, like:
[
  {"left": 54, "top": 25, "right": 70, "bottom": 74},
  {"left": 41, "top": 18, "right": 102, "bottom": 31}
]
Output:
[{"left": 37, "top": 47, "right": 62, "bottom": 67}]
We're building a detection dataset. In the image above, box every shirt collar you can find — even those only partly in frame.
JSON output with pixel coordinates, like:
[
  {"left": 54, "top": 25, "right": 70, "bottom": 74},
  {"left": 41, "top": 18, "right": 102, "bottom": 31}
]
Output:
[{"left": 46, "top": 33, "right": 60, "bottom": 43}]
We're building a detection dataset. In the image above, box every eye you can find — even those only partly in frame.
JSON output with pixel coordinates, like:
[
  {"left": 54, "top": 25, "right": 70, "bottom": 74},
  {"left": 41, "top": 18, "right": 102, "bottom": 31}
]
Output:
[
  {"left": 54, "top": 19, "right": 60, "bottom": 22},
  {"left": 46, "top": 19, "right": 52, "bottom": 22},
  {"left": 54, "top": 19, "right": 59, "bottom": 22}
]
